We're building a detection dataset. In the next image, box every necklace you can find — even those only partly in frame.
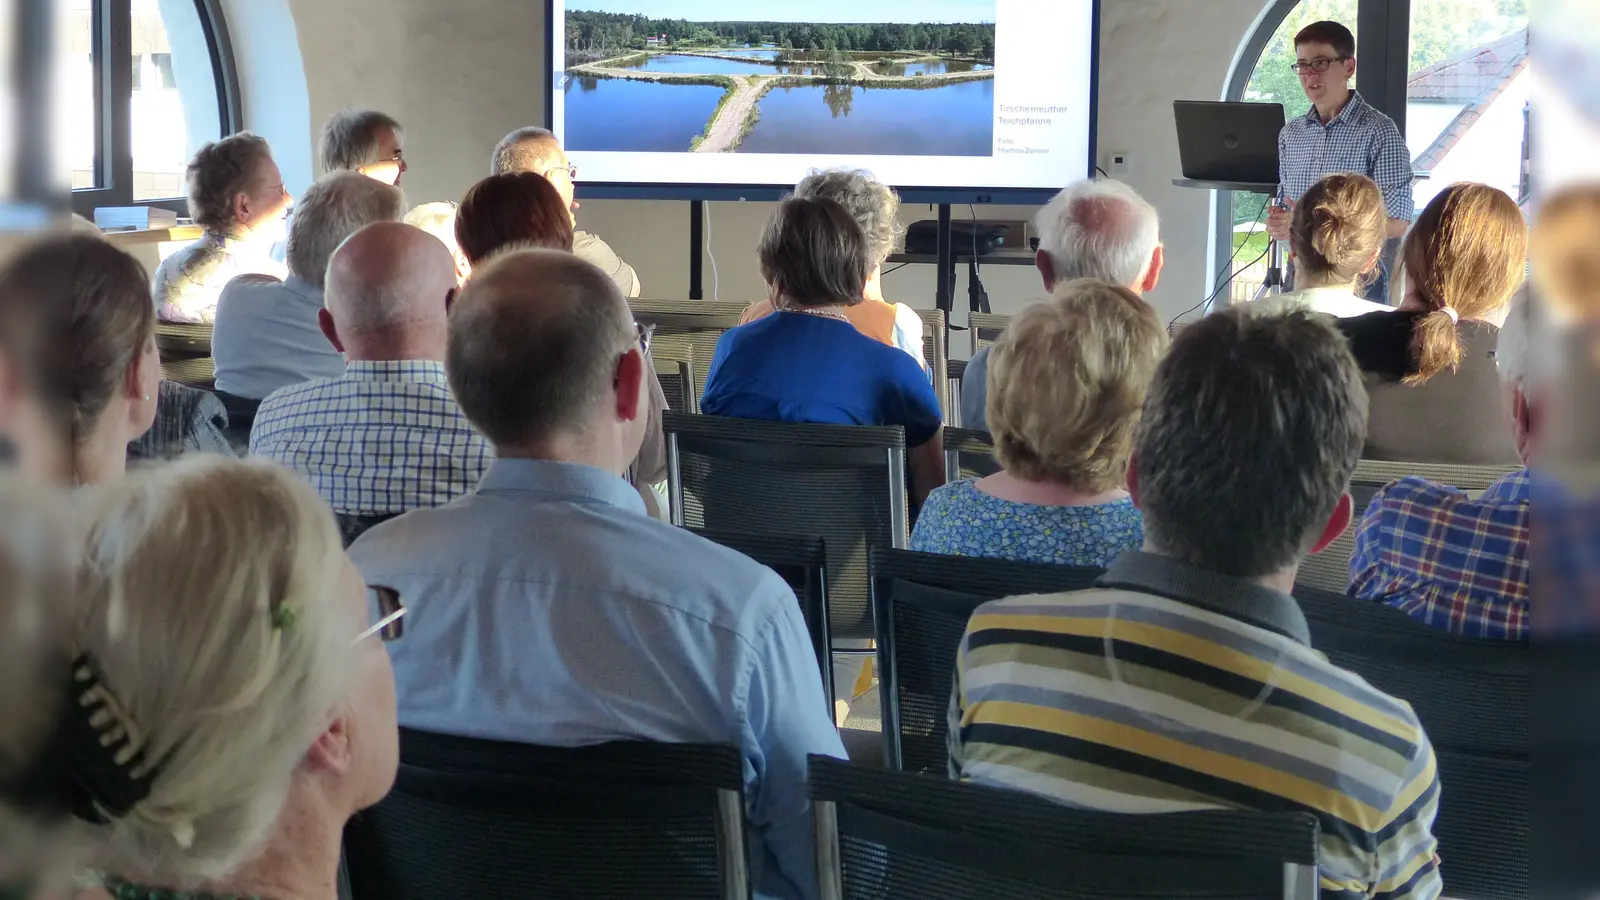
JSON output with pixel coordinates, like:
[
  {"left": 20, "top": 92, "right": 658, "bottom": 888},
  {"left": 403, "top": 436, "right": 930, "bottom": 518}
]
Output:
[
  {"left": 104, "top": 877, "right": 264, "bottom": 900},
  {"left": 786, "top": 306, "right": 850, "bottom": 323}
]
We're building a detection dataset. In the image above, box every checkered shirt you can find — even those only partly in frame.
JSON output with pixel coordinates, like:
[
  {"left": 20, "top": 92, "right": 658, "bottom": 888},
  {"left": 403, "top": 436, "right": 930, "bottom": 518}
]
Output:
[
  {"left": 1350, "top": 469, "right": 1529, "bottom": 640},
  {"left": 1278, "top": 91, "right": 1416, "bottom": 221},
  {"left": 249, "top": 360, "right": 493, "bottom": 516}
]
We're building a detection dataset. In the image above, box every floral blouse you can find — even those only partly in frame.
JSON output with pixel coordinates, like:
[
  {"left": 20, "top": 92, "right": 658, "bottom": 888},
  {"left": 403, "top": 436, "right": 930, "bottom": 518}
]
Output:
[{"left": 910, "top": 478, "right": 1144, "bottom": 568}]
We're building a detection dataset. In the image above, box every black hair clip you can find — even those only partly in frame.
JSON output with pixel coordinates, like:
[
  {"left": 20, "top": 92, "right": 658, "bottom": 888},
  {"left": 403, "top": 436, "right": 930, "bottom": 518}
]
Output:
[{"left": 59, "top": 654, "right": 164, "bottom": 824}]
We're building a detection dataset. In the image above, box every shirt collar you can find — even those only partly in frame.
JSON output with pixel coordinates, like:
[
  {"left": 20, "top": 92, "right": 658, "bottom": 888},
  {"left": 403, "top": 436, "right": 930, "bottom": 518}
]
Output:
[
  {"left": 1096, "top": 550, "right": 1312, "bottom": 646},
  {"left": 1302, "top": 90, "right": 1369, "bottom": 127},
  {"left": 343, "top": 359, "right": 449, "bottom": 383},
  {"left": 283, "top": 274, "right": 321, "bottom": 299},
  {"left": 1482, "top": 467, "right": 1532, "bottom": 503},
  {"left": 477, "top": 458, "right": 646, "bottom": 515}
]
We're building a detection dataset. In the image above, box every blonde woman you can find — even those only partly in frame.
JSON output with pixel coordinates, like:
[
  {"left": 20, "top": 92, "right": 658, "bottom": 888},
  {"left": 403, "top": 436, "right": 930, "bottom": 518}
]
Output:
[
  {"left": 738, "top": 169, "right": 928, "bottom": 369},
  {"left": 1338, "top": 182, "right": 1528, "bottom": 463},
  {"left": 66, "top": 456, "right": 400, "bottom": 899},
  {"left": 911, "top": 279, "right": 1168, "bottom": 566},
  {"left": 1272, "top": 173, "right": 1392, "bottom": 318}
]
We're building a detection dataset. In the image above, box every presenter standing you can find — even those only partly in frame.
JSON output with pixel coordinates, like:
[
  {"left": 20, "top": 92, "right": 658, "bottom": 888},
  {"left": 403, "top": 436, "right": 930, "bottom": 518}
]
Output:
[{"left": 1267, "top": 20, "right": 1414, "bottom": 302}]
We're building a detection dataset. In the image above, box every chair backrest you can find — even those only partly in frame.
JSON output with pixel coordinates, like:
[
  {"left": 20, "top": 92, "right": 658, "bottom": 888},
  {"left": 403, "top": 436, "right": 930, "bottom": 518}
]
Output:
[
  {"left": 344, "top": 729, "right": 750, "bottom": 900},
  {"left": 869, "top": 548, "right": 1102, "bottom": 773},
  {"left": 968, "top": 311, "right": 1011, "bottom": 355},
  {"left": 1294, "top": 586, "right": 1528, "bottom": 899},
  {"left": 664, "top": 412, "right": 907, "bottom": 640},
  {"left": 944, "top": 359, "right": 967, "bottom": 427},
  {"left": 688, "top": 527, "right": 833, "bottom": 716},
  {"left": 336, "top": 512, "right": 400, "bottom": 548},
  {"left": 940, "top": 427, "right": 998, "bottom": 483},
  {"left": 631, "top": 300, "right": 748, "bottom": 399},
  {"left": 808, "top": 755, "right": 1321, "bottom": 900},
  {"left": 654, "top": 354, "right": 698, "bottom": 415},
  {"left": 155, "top": 321, "right": 213, "bottom": 359},
  {"left": 911, "top": 308, "right": 950, "bottom": 422},
  {"left": 159, "top": 356, "right": 216, "bottom": 389},
  {"left": 1296, "top": 459, "right": 1522, "bottom": 594}
]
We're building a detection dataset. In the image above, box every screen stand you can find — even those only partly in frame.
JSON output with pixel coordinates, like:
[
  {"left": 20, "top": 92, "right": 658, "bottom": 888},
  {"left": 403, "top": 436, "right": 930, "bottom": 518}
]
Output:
[
  {"left": 935, "top": 203, "right": 953, "bottom": 314},
  {"left": 689, "top": 200, "right": 704, "bottom": 300}
]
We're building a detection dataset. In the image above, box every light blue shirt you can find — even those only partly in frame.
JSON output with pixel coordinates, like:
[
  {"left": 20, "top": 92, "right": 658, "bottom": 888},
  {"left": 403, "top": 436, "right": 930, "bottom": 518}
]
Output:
[
  {"left": 349, "top": 458, "right": 845, "bottom": 900},
  {"left": 960, "top": 346, "right": 991, "bottom": 432},
  {"left": 212, "top": 273, "right": 346, "bottom": 400}
]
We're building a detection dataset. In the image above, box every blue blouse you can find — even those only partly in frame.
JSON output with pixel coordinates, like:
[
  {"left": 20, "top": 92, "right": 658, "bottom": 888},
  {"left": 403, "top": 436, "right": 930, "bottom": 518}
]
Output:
[
  {"left": 910, "top": 478, "right": 1145, "bottom": 568},
  {"left": 700, "top": 312, "right": 943, "bottom": 447}
]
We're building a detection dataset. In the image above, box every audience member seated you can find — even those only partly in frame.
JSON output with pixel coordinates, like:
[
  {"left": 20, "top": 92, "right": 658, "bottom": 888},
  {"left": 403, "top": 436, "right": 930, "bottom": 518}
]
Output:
[
  {"left": 701, "top": 196, "right": 946, "bottom": 508},
  {"left": 0, "top": 235, "right": 158, "bottom": 485},
  {"left": 1351, "top": 288, "right": 1537, "bottom": 639},
  {"left": 69, "top": 456, "right": 400, "bottom": 899},
  {"left": 962, "top": 178, "right": 1164, "bottom": 430},
  {"left": 251, "top": 222, "right": 491, "bottom": 518},
  {"left": 152, "top": 132, "right": 291, "bottom": 323},
  {"left": 455, "top": 171, "right": 669, "bottom": 507},
  {"left": 404, "top": 201, "right": 472, "bottom": 284},
  {"left": 1338, "top": 182, "right": 1528, "bottom": 464},
  {"left": 350, "top": 249, "right": 843, "bottom": 900},
  {"left": 320, "top": 107, "right": 408, "bottom": 185},
  {"left": 912, "top": 279, "right": 1165, "bottom": 566},
  {"left": 1268, "top": 173, "right": 1392, "bottom": 318},
  {"left": 212, "top": 171, "right": 406, "bottom": 405},
  {"left": 128, "top": 380, "right": 234, "bottom": 463},
  {"left": 490, "top": 126, "right": 641, "bottom": 297},
  {"left": 738, "top": 169, "right": 927, "bottom": 368},
  {"left": 455, "top": 171, "right": 576, "bottom": 268},
  {"left": 951, "top": 308, "right": 1442, "bottom": 900}
]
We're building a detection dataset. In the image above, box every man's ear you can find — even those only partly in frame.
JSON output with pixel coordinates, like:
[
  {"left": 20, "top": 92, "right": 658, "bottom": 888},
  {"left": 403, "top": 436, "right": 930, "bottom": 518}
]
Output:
[
  {"left": 1345, "top": 56, "right": 1358, "bottom": 81},
  {"left": 319, "top": 309, "right": 346, "bottom": 354},
  {"left": 444, "top": 286, "right": 459, "bottom": 314},
  {"left": 1140, "top": 245, "right": 1165, "bottom": 294},
  {"left": 1308, "top": 493, "right": 1354, "bottom": 555},
  {"left": 1511, "top": 387, "right": 1538, "bottom": 464},
  {"left": 232, "top": 191, "right": 253, "bottom": 229},
  {"left": 1125, "top": 456, "right": 1141, "bottom": 508},
  {"left": 1035, "top": 250, "right": 1057, "bottom": 293},
  {"left": 615, "top": 347, "right": 645, "bottom": 423},
  {"left": 305, "top": 712, "right": 354, "bottom": 777}
]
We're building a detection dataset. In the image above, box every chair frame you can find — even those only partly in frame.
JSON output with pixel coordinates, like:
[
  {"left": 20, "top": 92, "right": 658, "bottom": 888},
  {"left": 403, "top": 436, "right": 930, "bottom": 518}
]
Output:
[
  {"left": 939, "top": 426, "right": 995, "bottom": 483},
  {"left": 911, "top": 308, "right": 951, "bottom": 423},
  {"left": 653, "top": 355, "right": 699, "bottom": 415},
  {"left": 968, "top": 311, "right": 1011, "bottom": 355}
]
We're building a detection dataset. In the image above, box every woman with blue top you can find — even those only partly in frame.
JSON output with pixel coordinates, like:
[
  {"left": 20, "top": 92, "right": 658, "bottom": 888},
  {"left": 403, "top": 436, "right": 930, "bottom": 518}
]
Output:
[
  {"left": 701, "top": 195, "right": 946, "bottom": 508},
  {"left": 912, "top": 279, "right": 1168, "bottom": 567}
]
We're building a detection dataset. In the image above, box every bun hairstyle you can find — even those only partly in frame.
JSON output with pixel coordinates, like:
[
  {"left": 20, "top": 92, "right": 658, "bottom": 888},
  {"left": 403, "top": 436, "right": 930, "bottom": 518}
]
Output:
[
  {"left": 1400, "top": 182, "right": 1527, "bottom": 385},
  {"left": 1290, "top": 173, "right": 1386, "bottom": 288}
]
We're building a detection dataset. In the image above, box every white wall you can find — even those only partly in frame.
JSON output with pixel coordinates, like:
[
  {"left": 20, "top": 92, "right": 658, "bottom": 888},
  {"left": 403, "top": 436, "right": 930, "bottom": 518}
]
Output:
[
  {"left": 227, "top": 0, "right": 1267, "bottom": 329},
  {"left": 1412, "top": 70, "right": 1530, "bottom": 211}
]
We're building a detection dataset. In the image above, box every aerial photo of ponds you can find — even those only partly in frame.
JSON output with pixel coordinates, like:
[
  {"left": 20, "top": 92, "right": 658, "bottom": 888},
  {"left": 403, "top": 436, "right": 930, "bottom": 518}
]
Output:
[{"left": 560, "top": 1, "right": 997, "bottom": 156}]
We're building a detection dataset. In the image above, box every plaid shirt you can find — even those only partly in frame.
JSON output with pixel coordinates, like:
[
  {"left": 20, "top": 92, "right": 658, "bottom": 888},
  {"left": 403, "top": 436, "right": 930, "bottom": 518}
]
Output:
[
  {"left": 249, "top": 360, "right": 492, "bottom": 516},
  {"left": 1350, "top": 469, "right": 1530, "bottom": 639},
  {"left": 1278, "top": 90, "right": 1415, "bottom": 221}
]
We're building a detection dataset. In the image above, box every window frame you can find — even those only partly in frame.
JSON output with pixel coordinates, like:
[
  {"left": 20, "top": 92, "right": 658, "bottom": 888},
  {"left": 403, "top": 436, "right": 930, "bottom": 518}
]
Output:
[
  {"left": 69, "top": 0, "right": 243, "bottom": 219},
  {"left": 1211, "top": 0, "right": 1413, "bottom": 302}
]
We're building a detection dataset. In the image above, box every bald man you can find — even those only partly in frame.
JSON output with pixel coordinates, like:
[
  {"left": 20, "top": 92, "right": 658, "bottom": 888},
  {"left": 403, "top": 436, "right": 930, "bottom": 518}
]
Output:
[
  {"left": 351, "top": 250, "right": 845, "bottom": 900},
  {"left": 250, "top": 222, "right": 494, "bottom": 525},
  {"left": 491, "top": 126, "right": 641, "bottom": 297}
]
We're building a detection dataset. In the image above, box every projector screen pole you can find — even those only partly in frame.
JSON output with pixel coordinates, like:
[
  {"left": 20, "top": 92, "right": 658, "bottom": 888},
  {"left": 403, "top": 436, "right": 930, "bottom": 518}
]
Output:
[
  {"left": 689, "top": 200, "right": 705, "bottom": 300},
  {"left": 935, "top": 204, "right": 954, "bottom": 314}
]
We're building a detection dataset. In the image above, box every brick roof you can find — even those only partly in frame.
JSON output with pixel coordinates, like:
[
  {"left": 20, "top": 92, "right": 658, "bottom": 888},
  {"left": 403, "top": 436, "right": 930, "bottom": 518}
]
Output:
[{"left": 1409, "top": 29, "right": 1529, "bottom": 171}]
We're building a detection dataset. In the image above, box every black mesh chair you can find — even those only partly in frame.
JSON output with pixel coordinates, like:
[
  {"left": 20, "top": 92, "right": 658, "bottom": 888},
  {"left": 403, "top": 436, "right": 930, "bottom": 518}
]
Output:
[
  {"left": 808, "top": 755, "right": 1321, "bottom": 900},
  {"left": 1294, "top": 587, "right": 1528, "bottom": 900},
  {"left": 631, "top": 301, "right": 748, "bottom": 402},
  {"left": 655, "top": 355, "right": 698, "bottom": 415},
  {"left": 688, "top": 527, "right": 833, "bottom": 715},
  {"left": 344, "top": 730, "right": 751, "bottom": 900},
  {"left": 665, "top": 412, "right": 908, "bottom": 643},
  {"left": 870, "top": 548, "right": 1102, "bottom": 773},
  {"left": 912, "top": 308, "right": 950, "bottom": 422},
  {"left": 336, "top": 512, "right": 401, "bottom": 548},
  {"left": 945, "top": 359, "right": 967, "bottom": 427},
  {"left": 968, "top": 311, "right": 1011, "bottom": 354},
  {"left": 941, "top": 426, "right": 997, "bottom": 482},
  {"left": 155, "top": 321, "right": 213, "bottom": 360}
]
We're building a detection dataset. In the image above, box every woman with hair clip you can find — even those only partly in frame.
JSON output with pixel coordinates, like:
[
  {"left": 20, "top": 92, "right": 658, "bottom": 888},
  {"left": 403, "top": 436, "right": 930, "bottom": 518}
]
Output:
[
  {"left": 1270, "top": 173, "right": 1393, "bottom": 318},
  {"left": 57, "top": 455, "right": 401, "bottom": 900},
  {"left": 1338, "top": 182, "right": 1529, "bottom": 464},
  {"left": 0, "top": 234, "right": 160, "bottom": 485}
]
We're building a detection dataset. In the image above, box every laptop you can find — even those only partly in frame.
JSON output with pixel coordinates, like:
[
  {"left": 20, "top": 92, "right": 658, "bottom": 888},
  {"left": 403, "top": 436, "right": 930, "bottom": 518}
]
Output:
[{"left": 1173, "top": 101, "right": 1285, "bottom": 186}]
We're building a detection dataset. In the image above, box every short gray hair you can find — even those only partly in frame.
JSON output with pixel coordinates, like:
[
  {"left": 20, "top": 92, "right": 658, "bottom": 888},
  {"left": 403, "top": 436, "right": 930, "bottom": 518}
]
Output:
[
  {"left": 186, "top": 132, "right": 275, "bottom": 233},
  {"left": 319, "top": 109, "right": 402, "bottom": 174},
  {"left": 1034, "top": 178, "right": 1161, "bottom": 289},
  {"left": 793, "top": 169, "right": 903, "bottom": 267},
  {"left": 285, "top": 172, "right": 405, "bottom": 287},
  {"left": 490, "top": 127, "right": 560, "bottom": 176}
]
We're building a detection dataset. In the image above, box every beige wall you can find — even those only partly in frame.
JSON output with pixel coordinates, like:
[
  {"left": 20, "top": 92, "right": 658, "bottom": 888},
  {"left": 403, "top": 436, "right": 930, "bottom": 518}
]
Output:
[{"left": 239, "top": 0, "right": 1267, "bottom": 331}]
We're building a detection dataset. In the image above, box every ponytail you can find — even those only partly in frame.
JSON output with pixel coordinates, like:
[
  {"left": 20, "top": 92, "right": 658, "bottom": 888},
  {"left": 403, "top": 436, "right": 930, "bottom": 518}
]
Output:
[{"left": 1404, "top": 308, "right": 1463, "bottom": 385}]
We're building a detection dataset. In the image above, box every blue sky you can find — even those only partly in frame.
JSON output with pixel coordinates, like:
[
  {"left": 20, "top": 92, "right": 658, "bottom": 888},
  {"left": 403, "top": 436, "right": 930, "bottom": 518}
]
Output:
[{"left": 568, "top": 0, "right": 994, "bottom": 24}]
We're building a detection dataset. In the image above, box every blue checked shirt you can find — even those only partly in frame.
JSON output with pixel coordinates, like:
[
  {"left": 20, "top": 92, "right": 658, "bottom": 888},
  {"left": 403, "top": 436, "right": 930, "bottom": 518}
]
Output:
[
  {"left": 249, "top": 360, "right": 493, "bottom": 516},
  {"left": 1279, "top": 91, "right": 1416, "bottom": 221},
  {"left": 1349, "top": 470, "right": 1530, "bottom": 640}
]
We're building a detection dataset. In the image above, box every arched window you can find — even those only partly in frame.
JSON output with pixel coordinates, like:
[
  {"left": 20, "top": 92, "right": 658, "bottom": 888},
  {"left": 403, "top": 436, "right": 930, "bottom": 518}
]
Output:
[
  {"left": 64, "top": 0, "right": 242, "bottom": 217},
  {"left": 1217, "top": 0, "right": 1527, "bottom": 302}
]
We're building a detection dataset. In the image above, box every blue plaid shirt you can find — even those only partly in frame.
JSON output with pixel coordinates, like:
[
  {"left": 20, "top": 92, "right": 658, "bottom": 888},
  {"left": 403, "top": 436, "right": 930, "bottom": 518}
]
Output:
[
  {"left": 1349, "top": 469, "right": 1529, "bottom": 640},
  {"left": 249, "top": 360, "right": 493, "bottom": 516},
  {"left": 1278, "top": 91, "right": 1415, "bottom": 221}
]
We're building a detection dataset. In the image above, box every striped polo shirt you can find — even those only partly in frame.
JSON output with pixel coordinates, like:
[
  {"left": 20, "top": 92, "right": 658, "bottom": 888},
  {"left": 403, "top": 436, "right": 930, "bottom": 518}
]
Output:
[{"left": 950, "top": 551, "right": 1442, "bottom": 900}]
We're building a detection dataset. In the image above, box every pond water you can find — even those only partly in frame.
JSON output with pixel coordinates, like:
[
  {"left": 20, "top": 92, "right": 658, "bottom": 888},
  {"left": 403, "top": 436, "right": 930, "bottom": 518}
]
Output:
[
  {"left": 618, "top": 54, "right": 776, "bottom": 75},
  {"left": 738, "top": 79, "right": 994, "bottom": 156},
  {"left": 562, "top": 76, "right": 730, "bottom": 152},
  {"left": 723, "top": 49, "right": 782, "bottom": 60},
  {"left": 872, "top": 59, "right": 994, "bottom": 76}
]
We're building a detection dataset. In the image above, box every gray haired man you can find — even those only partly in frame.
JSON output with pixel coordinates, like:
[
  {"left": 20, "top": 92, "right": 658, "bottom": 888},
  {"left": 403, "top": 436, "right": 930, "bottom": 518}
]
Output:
[
  {"left": 321, "top": 108, "right": 407, "bottom": 186},
  {"left": 962, "top": 178, "right": 1164, "bottom": 430}
]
